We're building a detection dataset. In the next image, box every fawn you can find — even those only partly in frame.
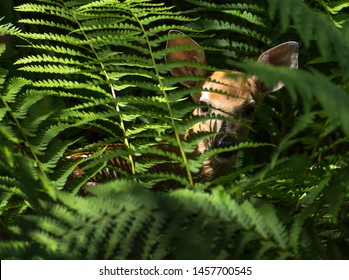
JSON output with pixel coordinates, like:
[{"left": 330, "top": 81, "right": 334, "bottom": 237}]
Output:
[
  {"left": 165, "top": 30, "right": 298, "bottom": 180},
  {"left": 69, "top": 31, "right": 298, "bottom": 186}
]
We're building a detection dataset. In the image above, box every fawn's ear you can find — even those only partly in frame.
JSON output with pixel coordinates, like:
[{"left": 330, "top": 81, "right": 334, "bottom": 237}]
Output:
[
  {"left": 255, "top": 41, "right": 298, "bottom": 95},
  {"left": 165, "top": 30, "right": 208, "bottom": 88}
]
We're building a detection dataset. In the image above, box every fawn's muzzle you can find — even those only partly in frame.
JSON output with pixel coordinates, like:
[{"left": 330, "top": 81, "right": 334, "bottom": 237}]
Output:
[{"left": 212, "top": 134, "right": 239, "bottom": 159}]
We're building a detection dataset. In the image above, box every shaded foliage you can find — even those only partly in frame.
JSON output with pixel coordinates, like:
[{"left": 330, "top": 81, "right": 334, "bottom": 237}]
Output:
[{"left": 0, "top": 0, "right": 348, "bottom": 259}]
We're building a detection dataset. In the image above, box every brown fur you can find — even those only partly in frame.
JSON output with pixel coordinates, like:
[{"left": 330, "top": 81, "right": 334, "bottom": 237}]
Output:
[{"left": 68, "top": 31, "right": 298, "bottom": 189}]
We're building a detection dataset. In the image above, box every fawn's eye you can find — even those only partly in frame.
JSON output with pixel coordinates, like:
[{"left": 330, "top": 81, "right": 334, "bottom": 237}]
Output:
[
  {"left": 243, "top": 101, "right": 255, "bottom": 118},
  {"left": 199, "top": 101, "right": 210, "bottom": 115}
]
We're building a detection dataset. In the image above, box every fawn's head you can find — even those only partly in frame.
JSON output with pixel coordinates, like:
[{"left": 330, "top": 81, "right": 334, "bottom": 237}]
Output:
[{"left": 166, "top": 31, "right": 298, "bottom": 178}]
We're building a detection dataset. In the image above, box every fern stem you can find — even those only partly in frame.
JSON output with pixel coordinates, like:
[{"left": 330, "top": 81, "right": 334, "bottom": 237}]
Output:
[
  {"left": 128, "top": 5, "right": 195, "bottom": 189},
  {"left": 61, "top": 1, "right": 136, "bottom": 177},
  {"left": 1, "top": 93, "right": 54, "bottom": 199}
]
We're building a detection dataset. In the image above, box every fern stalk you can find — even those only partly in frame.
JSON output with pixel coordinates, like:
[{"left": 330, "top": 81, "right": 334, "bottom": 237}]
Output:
[
  {"left": 60, "top": 0, "right": 137, "bottom": 176},
  {"left": 0, "top": 79, "right": 56, "bottom": 199},
  {"left": 128, "top": 3, "right": 194, "bottom": 188}
]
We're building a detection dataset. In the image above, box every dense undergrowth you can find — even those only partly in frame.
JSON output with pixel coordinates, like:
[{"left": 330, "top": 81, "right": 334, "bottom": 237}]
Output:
[{"left": 0, "top": 0, "right": 348, "bottom": 259}]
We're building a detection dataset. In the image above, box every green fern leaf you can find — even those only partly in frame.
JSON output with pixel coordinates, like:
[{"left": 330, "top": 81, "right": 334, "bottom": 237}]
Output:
[{"left": 18, "top": 19, "right": 75, "bottom": 32}]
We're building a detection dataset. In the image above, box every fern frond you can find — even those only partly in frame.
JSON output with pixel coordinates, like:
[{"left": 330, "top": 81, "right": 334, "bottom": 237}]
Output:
[
  {"left": 32, "top": 80, "right": 108, "bottom": 95},
  {"left": 1, "top": 0, "right": 348, "bottom": 261},
  {"left": 23, "top": 45, "right": 90, "bottom": 59},
  {"left": 20, "top": 32, "right": 85, "bottom": 46},
  {"left": 1, "top": 182, "right": 298, "bottom": 259},
  {"left": 15, "top": 3, "right": 77, "bottom": 22},
  {"left": 18, "top": 19, "right": 75, "bottom": 32},
  {"left": 199, "top": 19, "right": 271, "bottom": 44},
  {"left": 321, "top": 0, "right": 349, "bottom": 15},
  {"left": 0, "top": 21, "right": 21, "bottom": 36},
  {"left": 239, "top": 62, "right": 349, "bottom": 136},
  {"left": 15, "top": 54, "right": 89, "bottom": 67},
  {"left": 197, "top": 141, "right": 274, "bottom": 164},
  {"left": 267, "top": 0, "right": 349, "bottom": 73},
  {"left": 185, "top": 0, "right": 264, "bottom": 12}
]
